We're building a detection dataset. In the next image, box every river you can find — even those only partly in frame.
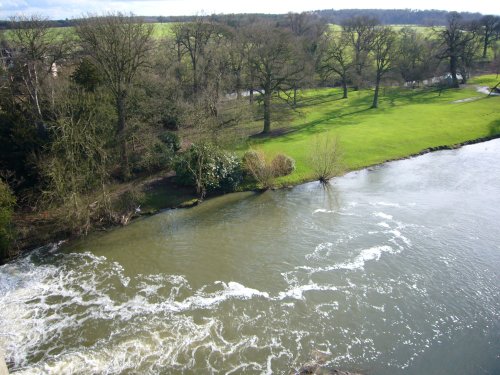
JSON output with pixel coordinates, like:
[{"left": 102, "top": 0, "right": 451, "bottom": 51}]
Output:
[{"left": 1, "top": 140, "right": 499, "bottom": 374}]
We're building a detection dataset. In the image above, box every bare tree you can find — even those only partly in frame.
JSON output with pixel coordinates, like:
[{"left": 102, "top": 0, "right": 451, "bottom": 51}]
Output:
[
  {"left": 173, "top": 18, "right": 218, "bottom": 96},
  {"left": 9, "top": 15, "right": 73, "bottom": 125},
  {"left": 435, "top": 12, "right": 479, "bottom": 88},
  {"left": 342, "top": 16, "right": 379, "bottom": 90},
  {"left": 245, "top": 22, "right": 304, "bottom": 134},
  {"left": 318, "top": 29, "right": 353, "bottom": 99},
  {"left": 76, "top": 13, "right": 154, "bottom": 179},
  {"left": 286, "top": 12, "right": 326, "bottom": 107},
  {"left": 226, "top": 27, "right": 248, "bottom": 99},
  {"left": 370, "top": 27, "right": 396, "bottom": 108},
  {"left": 458, "top": 30, "right": 482, "bottom": 84},
  {"left": 479, "top": 15, "right": 500, "bottom": 59}
]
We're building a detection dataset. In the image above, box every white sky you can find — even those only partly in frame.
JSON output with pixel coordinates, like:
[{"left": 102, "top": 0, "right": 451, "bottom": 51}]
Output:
[{"left": 1, "top": 0, "right": 499, "bottom": 20}]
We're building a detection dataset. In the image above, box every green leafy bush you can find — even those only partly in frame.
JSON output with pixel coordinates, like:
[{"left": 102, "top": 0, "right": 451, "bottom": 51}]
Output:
[
  {"left": 71, "top": 58, "right": 103, "bottom": 91},
  {"left": 175, "top": 143, "right": 242, "bottom": 197},
  {"left": 159, "top": 131, "right": 181, "bottom": 152},
  {"left": 0, "top": 179, "right": 16, "bottom": 263},
  {"left": 133, "top": 141, "right": 175, "bottom": 173}
]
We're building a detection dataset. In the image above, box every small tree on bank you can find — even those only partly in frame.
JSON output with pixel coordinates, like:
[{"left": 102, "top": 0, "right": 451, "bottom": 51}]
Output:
[{"left": 308, "top": 136, "right": 344, "bottom": 183}]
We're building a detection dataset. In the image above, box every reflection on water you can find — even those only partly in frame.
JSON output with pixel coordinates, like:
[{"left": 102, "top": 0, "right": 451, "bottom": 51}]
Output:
[{"left": 1, "top": 140, "right": 500, "bottom": 374}]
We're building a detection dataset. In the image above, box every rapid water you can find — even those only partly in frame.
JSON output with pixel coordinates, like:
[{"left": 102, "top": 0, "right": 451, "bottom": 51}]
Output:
[{"left": 1, "top": 140, "right": 500, "bottom": 374}]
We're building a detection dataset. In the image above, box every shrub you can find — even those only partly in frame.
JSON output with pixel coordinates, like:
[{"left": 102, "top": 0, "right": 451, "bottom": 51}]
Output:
[
  {"left": 0, "top": 179, "right": 16, "bottom": 263},
  {"left": 308, "top": 136, "right": 344, "bottom": 183},
  {"left": 271, "top": 153, "right": 295, "bottom": 177},
  {"left": 134, "top": 141, "right": 175, "bottom": 173},
  {"left": 243, "top": 150, "right": 295, "bottom": 188},
  {"left": 159, "top": 131, "right": 181, "bottom": 152},
  {"left": 175, "top": 143, "right": 242, "bottom": 197},
  {"left": 243, "top": 150, "right": 274, "bottom": 189},
  {"left": 161, "top": 112, "right": 180, "bottom": 130}
]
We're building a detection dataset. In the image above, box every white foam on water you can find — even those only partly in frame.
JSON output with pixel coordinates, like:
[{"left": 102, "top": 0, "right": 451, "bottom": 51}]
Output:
[
  {"left": 298, "top": 245, "right": 398, "bottom": 274},
  {"left": 372, "top": 201, "right": 401, "bottom": 207},
  {"left": 374, "top": 212, "right": 393, "bottom": 220},
  {"left": 0, "top": 251, "right": 278, "bottom": 372},
  {"left": 388, "top": 229, "right": 412, "bottom": 247},
  {"left": 175, "top": 281, "right": 270, "bottom": 310},
  {"left": 377, "top": 222, "right": 391, "bottom": 228},
  {"left": 313, "top": 208, "right": 334, "bottom": 214},
  {"left": 305, "top": 242, "right": 333, "bottom": 261},
  {"left": 335, "top": 245, "right": 397, "bottom": 270},
  {"left": 278, "top": 283, "right": 338, "bottom": 300}
]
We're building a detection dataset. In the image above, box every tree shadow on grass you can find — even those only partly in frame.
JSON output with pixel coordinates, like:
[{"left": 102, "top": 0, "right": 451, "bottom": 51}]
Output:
[{"left": 249, "top": 86, "right": 476, "bottom": 146}]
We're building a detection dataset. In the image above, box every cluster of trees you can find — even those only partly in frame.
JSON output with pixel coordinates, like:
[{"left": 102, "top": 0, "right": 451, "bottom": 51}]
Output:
[
  {"left": 320, "top": 13, "right": 499, "bottom": 105},
  {"left": 2, "top": 8, "right": 485, "bottom": 30},
  {"left": 0, "top": 11, "right": 498, "bottom": 260},
  {"left": 313, "top": 9, "right": 484, "bottom": 26}
]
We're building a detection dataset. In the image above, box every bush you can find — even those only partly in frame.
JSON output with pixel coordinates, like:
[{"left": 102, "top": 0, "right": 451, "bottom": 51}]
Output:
[
  {"left": 159, "top": 131, "right": 181, "bottom": 152},
  {"left": 0, "top": 179, "right": 16, "bottom": 263},
  {"left": 161, "top": 112, "right": 180, "bottom": 130},
  {"left": 308, "top": 136, "right": 344, "bottom": 183},
  {"left": 271, "top": 153, "right": 295, "bottom": 177},
  {"left": 243, "top": 150, "right": 274, "bottom": 189},
  {"left": 243, "top": 150, "right": 295, "bottom": 188},
  {"left": 133, "top": 141, "right": 175, "bottom": 173},
  {"left": 175, "top": 143, "right": 242, "bottom": 197}
]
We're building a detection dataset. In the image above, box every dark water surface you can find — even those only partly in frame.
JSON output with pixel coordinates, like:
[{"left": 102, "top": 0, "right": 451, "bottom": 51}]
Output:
[{"left": 1, "top": 140, "right": 499, "bottom": 374}]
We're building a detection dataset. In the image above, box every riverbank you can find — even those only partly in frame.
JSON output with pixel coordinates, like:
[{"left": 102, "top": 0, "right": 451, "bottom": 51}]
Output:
[
  {"left": 10, "top": 133, "right": 499, "bottom": 261},
  {"left": 7, "top": 77, "right": 500, "bottom": 260}
]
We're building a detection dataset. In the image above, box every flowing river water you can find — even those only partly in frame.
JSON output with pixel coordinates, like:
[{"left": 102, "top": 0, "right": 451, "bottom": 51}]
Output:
[{"left": 1, "top": 140, "right": 500, "bottom": 374}]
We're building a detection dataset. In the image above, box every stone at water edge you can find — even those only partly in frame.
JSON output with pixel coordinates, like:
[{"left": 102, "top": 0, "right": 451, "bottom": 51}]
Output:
[{"left": 0, "top": 348, "right": 8, "bottom": 375}]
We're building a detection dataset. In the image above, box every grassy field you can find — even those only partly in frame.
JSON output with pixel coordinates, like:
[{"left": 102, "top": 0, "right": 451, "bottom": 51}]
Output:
[
  {"left": 241, "top": 79, "right": 500, "bottom": 186},
  {"left": 1, "top": 22, "right": 177, "bottom": 40},
  {"left": 469, "top": 74, "right": 500, "bottom": 87}
]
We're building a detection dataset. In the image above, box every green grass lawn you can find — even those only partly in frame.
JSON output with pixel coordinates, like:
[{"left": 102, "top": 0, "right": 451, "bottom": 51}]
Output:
[
  {"left": 469, "top": 74, "right": 500, "bottom": 87},
  {"left": 243, "top": 82, "right": 500, "bottom": 186}
]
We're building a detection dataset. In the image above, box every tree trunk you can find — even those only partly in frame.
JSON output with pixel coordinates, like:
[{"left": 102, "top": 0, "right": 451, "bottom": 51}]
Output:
[
  {"left": 249, "top": 88, "right": 254, "bottom": 104},
  {"left": 482, "top": 37, "right": 489, "bottom": 59},
  {"left": 193, "top": 65, "right": 198, "bottom": 95},
  {"left": 293, "top": 85, "right": 297, "bottom": 108},
  {"left": 116, "top": 94, "right": 130, "bottom": 180},
  {"left": 236, "top": 70, "right": 242, "bottom": 99},
  {"left": 450, "top": 55, "right": 459, "bottom": 88},
  {"left": 342, "top": 80, "right": 348, "bottom": 99},
  {"left": 263, "top": 90, "right": 271, "bottom": 134},
  {"left": 371, "top": 78, "right": 380, "bottom": 109}
]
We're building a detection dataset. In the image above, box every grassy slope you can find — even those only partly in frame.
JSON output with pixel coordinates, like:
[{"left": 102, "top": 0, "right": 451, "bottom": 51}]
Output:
[{"left": 245, "top": 82, "right": 500, "bottom": 185}]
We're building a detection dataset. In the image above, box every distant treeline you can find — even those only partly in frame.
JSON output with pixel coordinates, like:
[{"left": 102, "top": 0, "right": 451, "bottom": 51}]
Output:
[
  {"left": 311, "top": 9, "right": 484, "bottom": 26},
  {"left": 0, "top": 9, "right": 489, "bottom": 29}
]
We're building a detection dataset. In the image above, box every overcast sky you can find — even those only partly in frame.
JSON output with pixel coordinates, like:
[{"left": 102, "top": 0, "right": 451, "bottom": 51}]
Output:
[{"left": 1, "top": 0, "right": 499, "bottom": 20}]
